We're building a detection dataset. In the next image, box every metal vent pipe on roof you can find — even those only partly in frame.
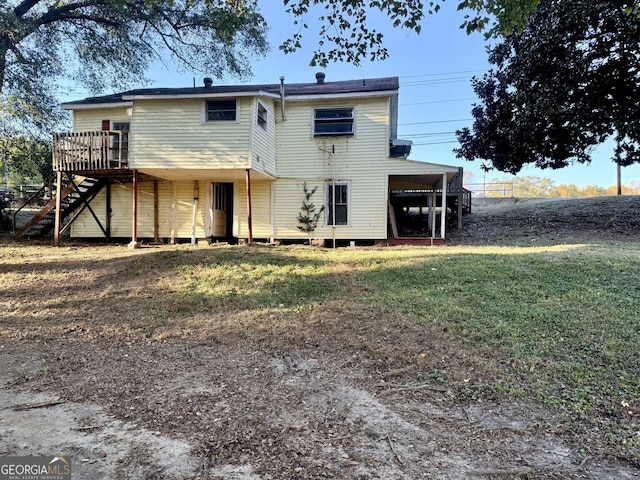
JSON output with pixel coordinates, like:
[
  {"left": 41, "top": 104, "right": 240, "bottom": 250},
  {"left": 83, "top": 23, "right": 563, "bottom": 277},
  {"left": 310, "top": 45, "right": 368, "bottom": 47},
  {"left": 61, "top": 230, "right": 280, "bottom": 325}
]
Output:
[
  {"left": 315, "top": 72, "right": 326, "bottom": 84},
  {"left": 279, "top": 76, "right": 286, "bottom": 121},
  {"left": 203, "top": 77, "right": 213, "bottom": 88}
]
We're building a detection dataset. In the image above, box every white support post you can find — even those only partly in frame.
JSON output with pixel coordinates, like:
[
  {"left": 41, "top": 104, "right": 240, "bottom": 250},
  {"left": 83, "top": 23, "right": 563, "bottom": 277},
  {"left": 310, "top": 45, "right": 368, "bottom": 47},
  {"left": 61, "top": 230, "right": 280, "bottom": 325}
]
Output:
[{"left": 441, "top": 173, "right": 448, "bottom": 240}]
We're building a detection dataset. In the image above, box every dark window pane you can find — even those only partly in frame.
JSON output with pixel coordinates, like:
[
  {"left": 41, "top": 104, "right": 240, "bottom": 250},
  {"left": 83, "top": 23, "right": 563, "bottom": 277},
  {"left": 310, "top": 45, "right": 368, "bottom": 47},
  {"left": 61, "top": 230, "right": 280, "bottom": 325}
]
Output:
[
  {"left": 315, "top": 108, "right": 353, "bottom": 120},
  {"left": 207, "top": 100, "right": 236, "bottom": 121},
  {"left": 314, "top": 108, "right": 354, "bottom": 136},
  {"left": 315, "top": 122, "right": 353, "bottom": 135}
]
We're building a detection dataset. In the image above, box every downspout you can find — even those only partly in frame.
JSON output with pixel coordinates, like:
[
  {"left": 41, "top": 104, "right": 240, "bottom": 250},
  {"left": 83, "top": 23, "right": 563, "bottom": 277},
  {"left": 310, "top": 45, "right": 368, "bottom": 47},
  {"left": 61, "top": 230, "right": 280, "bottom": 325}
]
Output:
[
  {"left": 191, "top": 180, "right": 199, "bottom": 245},
  {"left": 129, "top": 170, "right": 140, "bottom": 249},
  {"left": 332, "top": 148, "right": 336, "bottom": 249},
  {"left": 246, "top": 169, "right": 253, "bottom": 245},
  {"left": 279, "top": 76, "right": 286, "bottom": 121}
]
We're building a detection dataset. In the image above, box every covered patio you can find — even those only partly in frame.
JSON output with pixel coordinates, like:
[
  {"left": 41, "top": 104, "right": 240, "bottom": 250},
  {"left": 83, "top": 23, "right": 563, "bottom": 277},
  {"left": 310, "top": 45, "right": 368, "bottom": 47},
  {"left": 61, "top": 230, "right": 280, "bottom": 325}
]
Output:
[{"left": 387, "top": 166, "right": 469, "bottom": 245}]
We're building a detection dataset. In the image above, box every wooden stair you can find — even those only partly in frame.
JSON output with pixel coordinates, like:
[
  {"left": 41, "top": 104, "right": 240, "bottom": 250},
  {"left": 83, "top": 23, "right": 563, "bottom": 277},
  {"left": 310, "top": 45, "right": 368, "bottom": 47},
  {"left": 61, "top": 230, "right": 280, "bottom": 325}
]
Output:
[{"left": 14, "top": 175, "right": 107, "bottom": 239}]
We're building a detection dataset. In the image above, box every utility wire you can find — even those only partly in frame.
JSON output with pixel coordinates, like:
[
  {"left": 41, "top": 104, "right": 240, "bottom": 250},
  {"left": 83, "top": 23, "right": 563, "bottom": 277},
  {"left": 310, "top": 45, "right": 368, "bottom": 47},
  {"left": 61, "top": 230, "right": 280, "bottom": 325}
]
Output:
[
  {"left": 400, "top": 69, "right": 485, "bottom": 79},
  {"left": 401, "top": 131, "right": 457, "bottom": 138},
  {"left": 412, "top": 140, "right": 460, "bottom": 146},
  {"left": 399, "top": 118, "right": 472, "bottom": 126},
  {"left": 399, "top": 97, "right": 476, "bottom": 107},
  {"left": 401, "top": 76, "right": 473, "bottom": 87}
]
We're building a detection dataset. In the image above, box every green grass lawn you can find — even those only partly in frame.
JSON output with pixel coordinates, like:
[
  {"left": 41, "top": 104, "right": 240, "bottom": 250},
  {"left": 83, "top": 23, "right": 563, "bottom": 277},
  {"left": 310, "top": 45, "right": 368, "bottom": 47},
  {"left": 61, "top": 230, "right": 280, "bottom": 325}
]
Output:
[
  {"left": 171, "top": 243, "right": 640, "bottom": 458},
  {"left": 2, "top": 238, "right": 638, "bottom": 460}
]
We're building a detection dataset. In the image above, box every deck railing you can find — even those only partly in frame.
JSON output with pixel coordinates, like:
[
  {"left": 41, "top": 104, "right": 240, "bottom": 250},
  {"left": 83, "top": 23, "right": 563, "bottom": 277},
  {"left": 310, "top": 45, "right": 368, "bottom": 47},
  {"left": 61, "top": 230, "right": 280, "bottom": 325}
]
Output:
[{"left": 53, "top": 131, "right": 128, "bottom": 172}]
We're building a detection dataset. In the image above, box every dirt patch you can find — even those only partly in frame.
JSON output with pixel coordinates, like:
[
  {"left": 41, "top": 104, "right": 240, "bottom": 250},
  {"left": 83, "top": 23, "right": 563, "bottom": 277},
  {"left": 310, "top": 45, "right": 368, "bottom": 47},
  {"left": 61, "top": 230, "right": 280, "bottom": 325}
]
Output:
[
  {"left": 1, "top": 197, "right": 640, "bottom": 478},
  {"left": 1, "top": 340, "right": 636, "bottom": 480}
]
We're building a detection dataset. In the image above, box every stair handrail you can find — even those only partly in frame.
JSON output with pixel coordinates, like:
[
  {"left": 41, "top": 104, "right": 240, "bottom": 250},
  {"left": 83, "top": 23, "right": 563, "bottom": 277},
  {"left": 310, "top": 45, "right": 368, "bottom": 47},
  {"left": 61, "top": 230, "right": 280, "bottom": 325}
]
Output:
[{"left": 12, "top": 176, "right": 62, "bottom": 233}]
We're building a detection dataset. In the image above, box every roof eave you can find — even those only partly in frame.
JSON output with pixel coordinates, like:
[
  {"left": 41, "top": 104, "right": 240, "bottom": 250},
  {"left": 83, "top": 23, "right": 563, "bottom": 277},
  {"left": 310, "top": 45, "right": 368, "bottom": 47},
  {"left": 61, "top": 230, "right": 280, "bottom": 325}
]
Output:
[
  {"left": 121, "top": 90, "right": 281, "bottom": 101},
  {"left": 61, "top": 101, "right": 133, "bottom": 111},
  {"left": 282, "top": 90, "right": 398, "bottom": 102}
]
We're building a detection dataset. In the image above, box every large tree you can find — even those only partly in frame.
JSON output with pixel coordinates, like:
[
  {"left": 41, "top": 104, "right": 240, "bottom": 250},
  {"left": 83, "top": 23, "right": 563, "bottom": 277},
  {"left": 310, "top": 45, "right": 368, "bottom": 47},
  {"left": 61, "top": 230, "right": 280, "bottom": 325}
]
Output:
[
  {"left": 0, "top": 0, "right": 542, "bottom": 135},
  {"left": 0, "top": 0, "right": 269, "bottom": 134},
  {"left": 455, "top": 0, "right": 640, "bottom": 174}
]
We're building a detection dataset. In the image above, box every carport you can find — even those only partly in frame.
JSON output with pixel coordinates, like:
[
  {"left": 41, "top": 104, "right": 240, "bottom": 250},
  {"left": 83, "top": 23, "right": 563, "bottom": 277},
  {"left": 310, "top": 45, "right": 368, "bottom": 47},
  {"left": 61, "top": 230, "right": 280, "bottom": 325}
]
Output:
[{"left": 388, "top": 166, "right": 468, "bottom": 244}]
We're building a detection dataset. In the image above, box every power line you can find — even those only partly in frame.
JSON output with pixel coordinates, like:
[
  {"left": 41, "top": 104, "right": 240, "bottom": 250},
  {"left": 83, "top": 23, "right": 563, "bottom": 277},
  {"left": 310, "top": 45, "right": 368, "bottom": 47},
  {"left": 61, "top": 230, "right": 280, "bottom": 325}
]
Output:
[
  {"left": 400, "top": 69, "right": 485, "bottom": 79},
  {"left": 399, "top": 118, "right": 472, "bottom": 126},
  {"left": 399, "top": 97, "right": 476, "bottom": 107},
  {"left": 401, "top": 76, "right": 473, "bottom": 87},
  {"left": 401, "top": 131, "right": 457, "bottom": 138},
  {"left": 412, "top": 140, "right": 460, "bottom": 146}
]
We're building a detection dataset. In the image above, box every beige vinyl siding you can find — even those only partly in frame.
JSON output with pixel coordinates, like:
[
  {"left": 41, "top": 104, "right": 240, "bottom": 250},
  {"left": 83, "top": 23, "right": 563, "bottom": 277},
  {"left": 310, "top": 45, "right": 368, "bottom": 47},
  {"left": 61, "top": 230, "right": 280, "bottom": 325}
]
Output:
[
  {"left": 273, "top": 97, "right": 391, "bottom": 239},
  {"left": 251, "top": 98, "right": 277, "bottom": 176},
  {"left": 70, "top": 181, "right": 206, "bottom": 239},
  {"left": 72, "top": 108, "right": 131, "bottom": 131},
  {"left": 235, "top": 180, "right": 272, "bottom": 239},
  {"left": 273, "top": 177, "right": 388, "bottom": 240},
  {"left": 130, "top": 98, "right": 253, "bottom": 170},
  {"left": 173, "top": 181, "right": 205, "bottom": 238},
  {"left": 275, "top": 97, "right": 389, "bottom": 179}
]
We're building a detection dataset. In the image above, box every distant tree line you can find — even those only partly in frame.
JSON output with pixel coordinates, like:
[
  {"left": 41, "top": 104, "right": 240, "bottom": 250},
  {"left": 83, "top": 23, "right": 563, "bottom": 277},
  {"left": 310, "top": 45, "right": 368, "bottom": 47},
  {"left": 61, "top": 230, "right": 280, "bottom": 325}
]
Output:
[{"left": 466, "top": 175, "right": 640, "bottom": 199}]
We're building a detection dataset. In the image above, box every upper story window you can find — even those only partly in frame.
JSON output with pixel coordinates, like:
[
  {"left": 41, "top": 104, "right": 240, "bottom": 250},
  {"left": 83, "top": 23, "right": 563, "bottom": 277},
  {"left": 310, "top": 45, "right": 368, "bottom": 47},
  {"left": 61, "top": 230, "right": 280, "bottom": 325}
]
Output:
[
  {"left": 313, "top": 108, "right": 354, "bottom": 136},
  {"left": 257, "top": 103, "right": 267, "bottom": 130},
  {"left": 207, "top": 99, "right": 236, "bottom": 121},
  {"left": 111, "top": 121, "right": 130, "bottom": 160}
]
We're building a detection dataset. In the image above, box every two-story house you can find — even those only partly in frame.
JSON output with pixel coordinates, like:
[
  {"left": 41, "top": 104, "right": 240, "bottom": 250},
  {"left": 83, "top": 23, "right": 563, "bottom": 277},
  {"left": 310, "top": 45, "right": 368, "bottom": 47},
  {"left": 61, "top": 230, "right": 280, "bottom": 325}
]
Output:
[{"left": 19, "top": 73, "right": 468, "bottom": 246}]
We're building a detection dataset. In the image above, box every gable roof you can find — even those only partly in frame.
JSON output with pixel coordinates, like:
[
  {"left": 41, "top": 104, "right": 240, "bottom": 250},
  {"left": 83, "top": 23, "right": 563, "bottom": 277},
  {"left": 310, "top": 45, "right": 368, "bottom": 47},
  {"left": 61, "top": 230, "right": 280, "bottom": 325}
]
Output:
[{"left": 62, "top": 76, "right": 399, "bottom": 109}]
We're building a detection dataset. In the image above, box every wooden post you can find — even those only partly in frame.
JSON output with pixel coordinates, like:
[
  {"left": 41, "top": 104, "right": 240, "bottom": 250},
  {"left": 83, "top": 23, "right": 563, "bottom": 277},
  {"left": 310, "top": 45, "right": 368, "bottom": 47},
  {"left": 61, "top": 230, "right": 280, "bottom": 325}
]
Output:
[
  {"left": 457, "top": 193, "right": 463, "bottom": 230},
  {"left": 191, "top": 180, "right": 199, "bottom": 245},
  {"left": 387, "top": 201, "right": 398, "bottom": 238},
  {"left": 129, "top": 170, "right": 140, "bottom": 248},
  {"left": 441, "top": 173, "right": 448, "bottom": 240},
  {"left": 617, "top": 163, "right": 622, "bottom": 196},
  {"left": 170, "top": 181, "right": 176, "bottom": 244},
  {"left": 53, "top": 170, "right": 63, "bottom": 246},
  {"left": 245, "top": 169, "right": 253, "bottom": 245},
  {"left": 106, "top": 181, "right": 111, "bottom": 240},
  {"left": 430, "top": 189, "right": 436, "bottom": 239},
  {"left": 153, "top": 179, "right": 160, "bottom": 243}
]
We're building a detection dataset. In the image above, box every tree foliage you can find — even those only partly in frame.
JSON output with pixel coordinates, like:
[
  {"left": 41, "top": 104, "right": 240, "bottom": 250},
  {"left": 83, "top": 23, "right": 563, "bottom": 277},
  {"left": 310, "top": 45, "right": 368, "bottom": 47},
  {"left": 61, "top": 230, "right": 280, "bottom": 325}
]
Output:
[
  {"left": 2, "top": 135, "right": 52, "bottom": 185},
  {"left": 1, "top": 0, "right": 269, "bottom": 134},
  {"left": 297, "top": 182, "right": 324, "bottom": 243},
  {"left": 0, "top": 0, "right": 542, "bottom": 135},
  {"left": 456, "top": 0, "right": 640, "bottom": 174},
  {"left": 280, "top": 0, "right": 540, "bottom": 67}
]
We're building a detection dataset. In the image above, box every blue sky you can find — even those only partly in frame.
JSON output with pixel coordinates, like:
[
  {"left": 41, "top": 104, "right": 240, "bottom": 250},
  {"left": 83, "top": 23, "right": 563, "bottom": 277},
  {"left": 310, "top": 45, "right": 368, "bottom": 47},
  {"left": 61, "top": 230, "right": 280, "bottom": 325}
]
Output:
[{"left": 60, "top": 2, "right": 640, "bottom": 190}]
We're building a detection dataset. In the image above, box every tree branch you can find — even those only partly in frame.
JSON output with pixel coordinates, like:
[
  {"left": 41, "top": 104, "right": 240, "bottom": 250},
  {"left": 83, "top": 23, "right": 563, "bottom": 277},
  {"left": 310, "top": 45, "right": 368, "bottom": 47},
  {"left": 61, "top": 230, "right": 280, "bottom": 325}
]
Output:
[{"left": 14, "top": 0, "right": 44, "bottom": 19}]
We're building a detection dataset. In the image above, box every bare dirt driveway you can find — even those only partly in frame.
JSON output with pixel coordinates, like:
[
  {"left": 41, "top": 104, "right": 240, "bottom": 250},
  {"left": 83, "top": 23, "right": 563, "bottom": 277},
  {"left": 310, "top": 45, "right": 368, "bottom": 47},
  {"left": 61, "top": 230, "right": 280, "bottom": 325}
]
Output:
[{"left": 1, "top": 197, "right": 639, "bottom": 479}]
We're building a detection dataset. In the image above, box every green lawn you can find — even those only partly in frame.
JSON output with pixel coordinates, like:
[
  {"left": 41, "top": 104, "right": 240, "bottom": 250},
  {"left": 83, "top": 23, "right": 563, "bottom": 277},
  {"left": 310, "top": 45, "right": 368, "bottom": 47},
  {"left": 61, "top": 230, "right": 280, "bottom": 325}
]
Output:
[{"left": 172, "top": 243, "right": 640, "bottom": 457}]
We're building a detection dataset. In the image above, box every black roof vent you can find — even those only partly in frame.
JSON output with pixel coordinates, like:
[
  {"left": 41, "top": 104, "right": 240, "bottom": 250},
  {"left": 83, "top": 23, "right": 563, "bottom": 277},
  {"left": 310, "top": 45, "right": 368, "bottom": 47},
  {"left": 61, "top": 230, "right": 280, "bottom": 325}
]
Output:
[
  {"left": 203, "top": 77, "right": 213, "bottom": 88},
  {"left": 315, "top": 72, "right": 326, "bottom": 84}
]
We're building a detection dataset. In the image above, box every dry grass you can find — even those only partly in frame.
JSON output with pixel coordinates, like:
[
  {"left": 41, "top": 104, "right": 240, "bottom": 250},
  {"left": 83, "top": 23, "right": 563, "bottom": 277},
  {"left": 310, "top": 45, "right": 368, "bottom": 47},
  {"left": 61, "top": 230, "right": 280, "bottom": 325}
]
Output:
[{"left": 1, "top": 196, "right": 639, "bottom": 474}]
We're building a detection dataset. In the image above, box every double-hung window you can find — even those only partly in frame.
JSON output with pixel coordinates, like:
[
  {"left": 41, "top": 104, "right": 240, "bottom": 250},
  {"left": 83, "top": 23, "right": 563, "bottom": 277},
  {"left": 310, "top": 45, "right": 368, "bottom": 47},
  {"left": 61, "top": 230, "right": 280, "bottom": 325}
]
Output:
[
  {"left": 207, "top": 99, "right": 236, "bottom": 121},
  {"left": 257, "top": 103, "right": 267, "bottom": 130},
  {"left": 313, "top": 108, "right": 354, "bottom": 136},
  {"left": 111, "top": 121, "right": 130, "bottom": 160},
  {"left": 326, "top": 182, "right": 350, "bottom": 226}
]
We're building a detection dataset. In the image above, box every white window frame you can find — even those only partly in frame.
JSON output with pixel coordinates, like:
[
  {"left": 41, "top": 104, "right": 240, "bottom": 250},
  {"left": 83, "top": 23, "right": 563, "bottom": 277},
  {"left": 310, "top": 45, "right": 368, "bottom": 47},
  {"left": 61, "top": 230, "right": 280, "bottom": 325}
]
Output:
[
  {"left": 111, "top": 121, "right": 130, "bottom": 160},
  {"left": 325, "top": 181, "right": 351, "bottom": 226},
  {"left": 257, "top": 102, "right": 267, "bottom": 130},
  {"left": 205, "top": 98, "right": 237, "bottom": 122},
  {"left": 313, "top": 107, "right": 355, "bottom": 137}
]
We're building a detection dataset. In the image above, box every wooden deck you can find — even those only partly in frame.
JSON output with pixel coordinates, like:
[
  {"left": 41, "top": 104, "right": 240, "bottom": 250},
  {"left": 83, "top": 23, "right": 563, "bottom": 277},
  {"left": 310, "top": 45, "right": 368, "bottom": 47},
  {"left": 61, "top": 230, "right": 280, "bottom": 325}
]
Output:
[{"left": 53, "top": 131, "right": 128, "bottom": 172}]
